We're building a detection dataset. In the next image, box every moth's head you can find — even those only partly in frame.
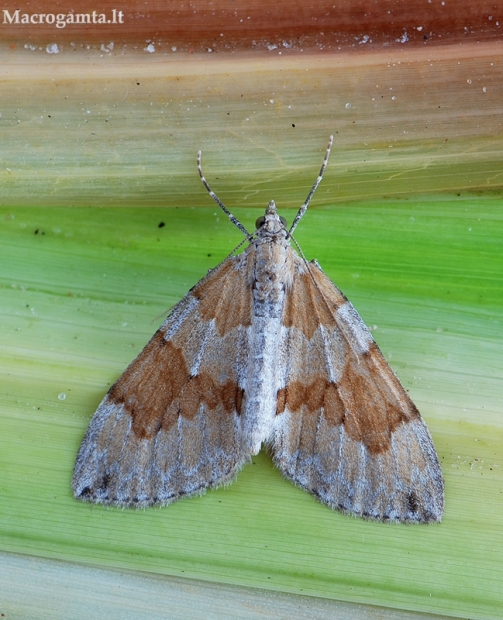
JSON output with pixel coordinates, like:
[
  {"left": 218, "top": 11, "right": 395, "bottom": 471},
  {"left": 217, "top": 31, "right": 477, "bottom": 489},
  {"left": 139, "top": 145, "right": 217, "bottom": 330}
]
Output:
[{"left": 255, "top": 200, "right": 288, "bottom": 235}]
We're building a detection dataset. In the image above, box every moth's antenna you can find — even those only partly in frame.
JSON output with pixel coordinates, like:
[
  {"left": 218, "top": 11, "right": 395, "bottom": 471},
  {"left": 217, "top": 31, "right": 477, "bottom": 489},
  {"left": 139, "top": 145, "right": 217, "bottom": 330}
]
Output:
[
  {"left": 289, "top": 135, "right": 333, "bottom": 235},
  {"left": 197, "top": 151, "right": 251, "bottom": 238}
]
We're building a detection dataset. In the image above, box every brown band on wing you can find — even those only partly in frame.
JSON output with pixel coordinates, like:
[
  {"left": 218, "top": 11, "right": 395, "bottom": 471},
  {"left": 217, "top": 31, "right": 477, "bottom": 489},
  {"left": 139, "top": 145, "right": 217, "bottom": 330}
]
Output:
[
  {"left": 108, "top": 333, "right": 190, "bottom": 440},
  {"left": 221, "top": 379, "right": 245, "bottom": 415},
  {"left": 322, "top": 382, "right": 346, "bottom": 426},
  {"left": 366, "top": 342, "right": 421, "bottom": 420},
  {"left": 193, "top": 259, "right": 252, "bottom": 335},
  {"left": 108, "top": 331, "right": 244, "bottom": 440},
  {"left": 277, "top": 344, "right": 420, "bottom": 455},
  {"left": 179, "top": 373, "right": 244, "bottom": 419},
  {"left": 277, "top": 377, "right": 344, "bottom": 419},
  {"left": 282, "top": 271, "right": 340, "bottom": 339},
  {"left": 308, "top": 263, "right": 348, "bottom": 314}
]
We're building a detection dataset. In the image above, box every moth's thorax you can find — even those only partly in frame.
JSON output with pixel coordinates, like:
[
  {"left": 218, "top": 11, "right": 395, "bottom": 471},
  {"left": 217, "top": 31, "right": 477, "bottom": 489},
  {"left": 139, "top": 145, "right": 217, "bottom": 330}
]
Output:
[{"left": 249, "top": 201, "right": 294, "bottom": 303}]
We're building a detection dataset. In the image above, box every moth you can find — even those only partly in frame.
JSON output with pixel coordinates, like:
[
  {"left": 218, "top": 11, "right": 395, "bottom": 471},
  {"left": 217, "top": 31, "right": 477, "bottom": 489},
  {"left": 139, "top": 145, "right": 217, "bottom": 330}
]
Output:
[{"left": 73, "top": 136, "right": 444, "bottom": 523}]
